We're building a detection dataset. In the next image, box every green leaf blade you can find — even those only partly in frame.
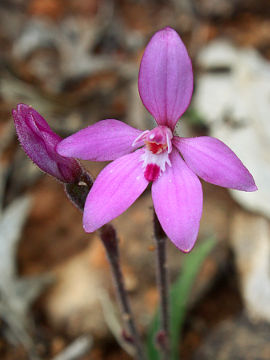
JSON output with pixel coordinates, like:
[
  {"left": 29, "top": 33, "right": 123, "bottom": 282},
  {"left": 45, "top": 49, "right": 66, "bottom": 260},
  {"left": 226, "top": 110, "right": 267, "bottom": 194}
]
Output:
[{"left": 146, "top": 238, "right": 215, "bottom": 360}]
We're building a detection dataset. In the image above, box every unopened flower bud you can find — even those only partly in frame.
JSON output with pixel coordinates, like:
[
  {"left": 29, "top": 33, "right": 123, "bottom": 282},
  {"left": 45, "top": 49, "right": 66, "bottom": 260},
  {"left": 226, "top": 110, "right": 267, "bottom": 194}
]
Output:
[{"left": 13, "top": 103, "right": 82, "bottom": 183}]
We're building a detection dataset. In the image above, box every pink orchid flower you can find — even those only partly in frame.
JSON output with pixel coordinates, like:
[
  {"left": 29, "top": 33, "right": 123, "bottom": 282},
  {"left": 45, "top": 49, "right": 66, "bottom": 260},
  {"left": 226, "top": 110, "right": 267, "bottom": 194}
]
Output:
[{"left": 57, "top": 27, "right": 257, "bottom": 252}]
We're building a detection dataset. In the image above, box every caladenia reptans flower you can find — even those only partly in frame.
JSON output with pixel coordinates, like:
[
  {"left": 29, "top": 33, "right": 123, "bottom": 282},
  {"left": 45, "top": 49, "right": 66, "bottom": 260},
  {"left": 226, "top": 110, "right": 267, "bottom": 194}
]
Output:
[
  {"left": 13, "top": 104, "right": 83, "bottom": 184},
  {"left": 57, "top": 27, "right": 257, "bottom": 253}
]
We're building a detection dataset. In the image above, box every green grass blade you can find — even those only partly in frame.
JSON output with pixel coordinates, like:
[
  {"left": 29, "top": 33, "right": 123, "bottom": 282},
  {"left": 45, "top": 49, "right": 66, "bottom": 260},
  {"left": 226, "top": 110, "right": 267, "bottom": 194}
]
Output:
[{"left": 146, "top": 238, "right": 215, "bottom": 360}]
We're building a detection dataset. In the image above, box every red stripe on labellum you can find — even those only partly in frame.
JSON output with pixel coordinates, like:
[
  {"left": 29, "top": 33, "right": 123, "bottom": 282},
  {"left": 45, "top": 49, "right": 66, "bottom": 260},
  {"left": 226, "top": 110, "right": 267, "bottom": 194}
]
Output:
[
  {"left": 146, "top": 142, "right": 167, "bottom": 154},
  {"left": 144, "top": 163, "right": 160, "bottom": 182}
]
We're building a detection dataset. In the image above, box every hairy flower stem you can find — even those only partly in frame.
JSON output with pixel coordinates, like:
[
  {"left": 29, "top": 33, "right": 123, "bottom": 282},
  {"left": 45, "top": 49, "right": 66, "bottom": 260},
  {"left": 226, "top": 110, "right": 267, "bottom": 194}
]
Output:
[
  {"left": 100, "top": 225, "right": 146, "bottom": 360},
  {"left": 153, "top": 211, "right": 170, "bottom": 360},
  {"left": 65, "top": 175, "right": 145, "bottom": 360}
]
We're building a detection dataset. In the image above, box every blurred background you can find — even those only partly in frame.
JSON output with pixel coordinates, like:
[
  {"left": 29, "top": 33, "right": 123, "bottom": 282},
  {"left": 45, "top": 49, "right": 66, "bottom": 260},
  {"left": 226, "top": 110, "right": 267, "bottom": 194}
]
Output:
[{"left": 0, "top": 0, "right": 270, "bottom": 359}]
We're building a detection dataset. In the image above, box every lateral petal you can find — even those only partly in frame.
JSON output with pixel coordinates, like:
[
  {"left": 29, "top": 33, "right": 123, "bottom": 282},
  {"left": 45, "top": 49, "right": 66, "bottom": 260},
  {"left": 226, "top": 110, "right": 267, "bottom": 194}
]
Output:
[
  {"left": 138, "top": 27, "right": 193, "bottom": 130},
  {"left": 152, "top": 149, "right": 203, "bottom": 252},
  {"left": 83, "top": 150, "right": 149, "bottom": 232},
  {"left": 57, "top": 119, "right": 143, "bottom": 161},
  {"left": 174, "top": 136, "right": 257, "bottom": 191}
]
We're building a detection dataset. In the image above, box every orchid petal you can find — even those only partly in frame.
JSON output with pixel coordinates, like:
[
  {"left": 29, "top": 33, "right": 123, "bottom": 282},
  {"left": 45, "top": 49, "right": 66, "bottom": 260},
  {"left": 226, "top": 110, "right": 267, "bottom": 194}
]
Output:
[
  {"left": 17, "top": 104, "right": 52, "bottom": 131},
  {"left": 57, "top": 120, "right": 143, "bottom": 161},
  {"left": 83, "top": 150, "right": 148, "bottom": 232},
  {"left": 174, "top": 136, "right": 257, "bottom": 191},
  {"left": 138, "top": 27, "right": 193, "bottom": 130},
  {"left": 152, "top": 149, "right": 202, "bottom": 252}
]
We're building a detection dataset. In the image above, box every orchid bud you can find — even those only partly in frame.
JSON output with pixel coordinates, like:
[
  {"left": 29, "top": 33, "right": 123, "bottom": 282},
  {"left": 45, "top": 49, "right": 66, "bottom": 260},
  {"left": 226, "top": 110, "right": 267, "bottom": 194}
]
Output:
[{"left": 13, "top": 103, "right": 82, "bottom": 183}]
